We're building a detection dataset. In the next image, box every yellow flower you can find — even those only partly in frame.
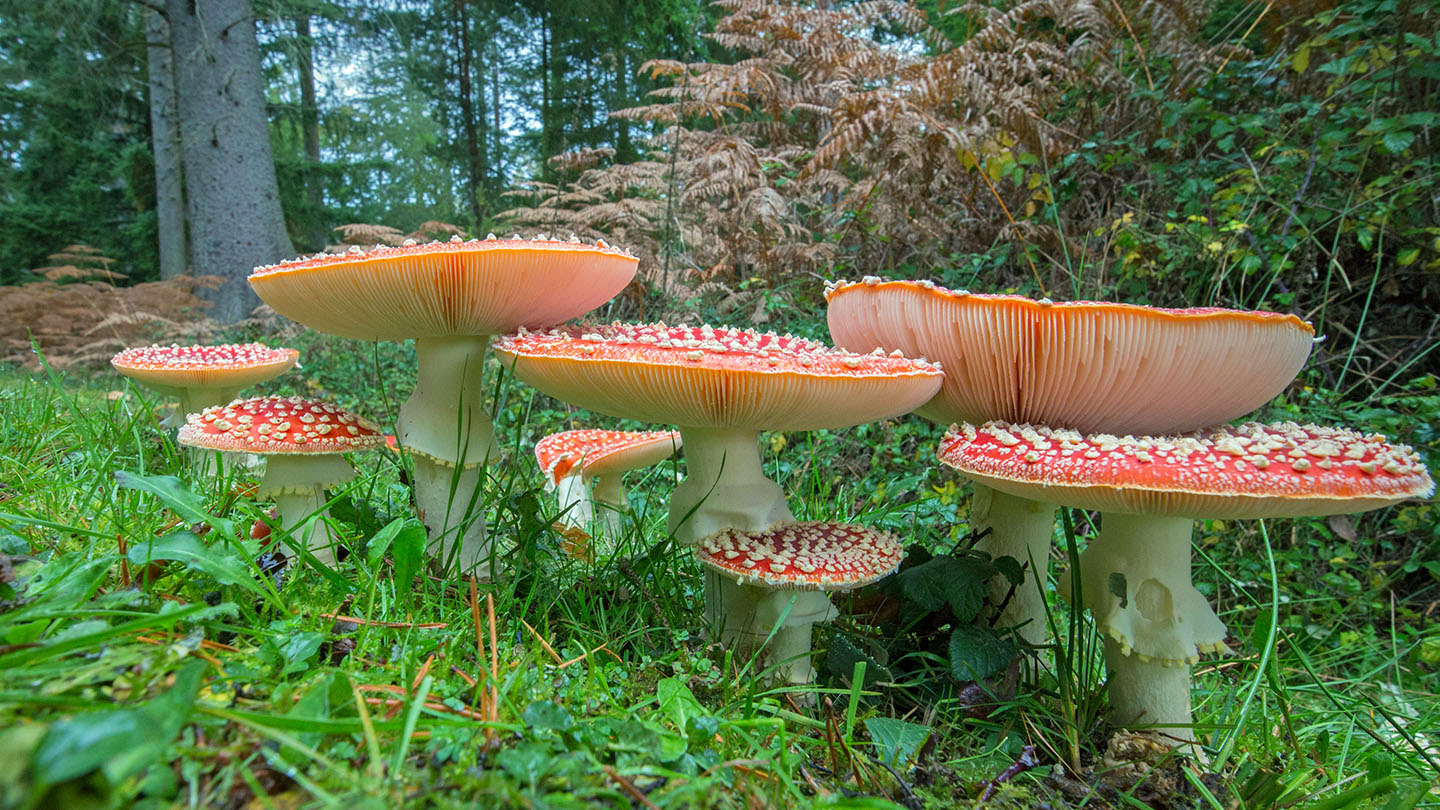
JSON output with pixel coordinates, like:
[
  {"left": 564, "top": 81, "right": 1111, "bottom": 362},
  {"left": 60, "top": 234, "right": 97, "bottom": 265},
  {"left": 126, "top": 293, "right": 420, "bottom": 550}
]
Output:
[{"left": 768, "top": 432, "right": 787, "bottom": 453}]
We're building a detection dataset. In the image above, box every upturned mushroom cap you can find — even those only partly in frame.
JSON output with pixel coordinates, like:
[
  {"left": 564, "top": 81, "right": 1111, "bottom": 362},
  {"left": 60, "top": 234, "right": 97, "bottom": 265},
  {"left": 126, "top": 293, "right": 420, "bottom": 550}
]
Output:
[
  {"left": 492, "top": 323, "right": 944, "bottom": 430},
  {"left": 695, "top": 521, "right": 905, "bottom": 590},
  {"left": 111, "top": 343, "right": 299, "bottom": 391},
  {"left": 178, "top": 395, "right": 385, "bottom": 457},
  {"left": 936, "top": 420, "right": 1435, "bottom": 517},
  {"left": 534, "top": 429, "right": 682, "bottom": 486},
  {"left": 826, "top": 278, "right": 1316, "bottom": 435},
  {"left": 248, "top": 235, "right": 638, "bottom": 340}
]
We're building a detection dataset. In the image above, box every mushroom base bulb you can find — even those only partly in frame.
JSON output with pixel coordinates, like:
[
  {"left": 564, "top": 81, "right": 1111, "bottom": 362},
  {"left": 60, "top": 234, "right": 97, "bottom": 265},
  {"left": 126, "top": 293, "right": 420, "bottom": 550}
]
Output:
[
  {"left": 1071, "top": 513, "right": 1228, "bottom": 664},
  {"left": 271, "top": 490, "right": 343, "bottom": 566},
  {"left": 970, "top": 485, "right": 1056, "bottom": 646},
  {"left": 706, "top": 573, "right": 837, "bottom": 685},
  {"left": 668, "top": 426, "right": 793, "bottom": 545},
  {"left": 413, "top": 455, "right": 495, "bottom": 579}
]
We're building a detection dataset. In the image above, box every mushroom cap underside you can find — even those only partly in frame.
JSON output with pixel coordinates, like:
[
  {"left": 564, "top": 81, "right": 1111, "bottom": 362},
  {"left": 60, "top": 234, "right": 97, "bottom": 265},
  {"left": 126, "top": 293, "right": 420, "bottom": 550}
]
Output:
[
  {"left": 494, "top": 323, "right": 944, "bottom": 431},
  {"left": 111, "top": 343, "right": 298, "bottom": 390},
  {"left": 249, "top": 236, "right": 638, "bottom": 340},
  {"left": 535, "top": 428, "right": 682, "bottom": 484},
  {"left": 826, "top": 278, "right": 1315, "bottom": 435}
]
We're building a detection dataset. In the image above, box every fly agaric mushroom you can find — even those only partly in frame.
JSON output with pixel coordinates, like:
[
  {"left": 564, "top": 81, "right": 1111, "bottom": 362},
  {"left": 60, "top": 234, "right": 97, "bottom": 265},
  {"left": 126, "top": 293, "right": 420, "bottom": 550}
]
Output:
[
  {"left": 494, "top": 323, "right": 941, "bottom": 665},
  {"left": 534, "top": 429, "right": 682, "bottom": 536},
  {"left": 826, "top": 278, "right": 1316, "bottom": 643},
  {"left": 248, "top": 235, "right": 637, "bottom": 577},
  {"left": 111, "top": 343, "right": 299, "bottom": 425},
  {"left": 696, "top": 521, "right": 904, "bottom": 683},
  {"left": 493, "top": 323, "right": 943, "bottom": 545},
  {"left": 938, "top": 419, "right": 1434, "bottom": 744},
  {"left": 178, "top": 396, "right": 385, "bottom": 567}
]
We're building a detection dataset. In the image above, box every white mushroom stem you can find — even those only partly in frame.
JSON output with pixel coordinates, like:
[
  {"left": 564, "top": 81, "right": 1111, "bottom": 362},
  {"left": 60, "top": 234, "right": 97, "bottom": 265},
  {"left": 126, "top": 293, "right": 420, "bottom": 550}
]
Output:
[
  {"left": 398, "top": 336, "right": 498, "bottom": 571},
  {"left": 1104, "top": 638, "right": 1198, "bottom": 745},
  {"left": 709, "top": 577, "right": 837, "bottom": 684},
  {"left": 668, "top": 426, "right": 793, "bottom": 545},
  {"left": 589, "top": 475, "right": 625, "bottom": 536},
  {"left": 553, "top": 472, "right": 595, "bottom": 528},
  {"left": 257, "top": 455, "right": 356, "bottom": 568},
  {"left": 1075, "top": 513, "right": 1228, "bottom": 745},
  {"left": 144, "top": 383, "right": 245, "bottom": 427},
  {"left": 412, "top": 455, "right": 494, "bottom": 579},
  {"left": 970, "top": 485, "right": 1056, "bottom": 645}
]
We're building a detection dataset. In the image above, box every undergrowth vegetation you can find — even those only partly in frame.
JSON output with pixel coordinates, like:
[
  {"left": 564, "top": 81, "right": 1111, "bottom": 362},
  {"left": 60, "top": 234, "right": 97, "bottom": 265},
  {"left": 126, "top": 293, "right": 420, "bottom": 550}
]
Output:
[{"left": 1, "top": 323, "right": 1436, "bottom": 807}]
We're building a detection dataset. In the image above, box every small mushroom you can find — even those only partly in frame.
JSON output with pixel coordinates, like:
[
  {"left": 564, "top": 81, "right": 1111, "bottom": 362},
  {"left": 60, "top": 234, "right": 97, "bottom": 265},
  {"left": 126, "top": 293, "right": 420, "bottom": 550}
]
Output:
[
  {"left": 178, "top": 396, "right": 384, "bottom": 567},
  {"left": 695, "top": 521, "right": 904, "bottom": 684},
  {"left": 826, "top": 279, "right": 1318, "bottom": 645},
  {"left": 534, "top": 429, "right": 682, "bottom": 536},
  {"left": 249, "top": 237, "right": 637, "bottom": 578},
  {"left": 111, "top": 342, "right": 299, "bottom": 426},
  {"left": 938, "top": 419, "right": 1434, "bottom": 746}
]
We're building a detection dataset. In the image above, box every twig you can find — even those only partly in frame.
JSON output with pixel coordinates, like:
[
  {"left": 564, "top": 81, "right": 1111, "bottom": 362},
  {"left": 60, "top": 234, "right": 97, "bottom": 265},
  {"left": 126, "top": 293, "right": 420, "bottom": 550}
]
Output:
[
  {"left": 117, "top": 534, "right": 130, "bottom": 588},
  {"left": 319, "top": 613, "right": 446, "bottom": 629},
  {"left": 603, "top": 765, "right": 662, "bottom": 810},
  {"left": 979, "top": 745, "right": 1038, "bottom": 801},
  {"left": 485, "top": 592, "right": 499, "bottom": 725},
  {"left": 412, "top": 654, "right": 436, "bottom": 694},
  {"left": 520, "top": 617, "right": 565, "bottom": 666}
]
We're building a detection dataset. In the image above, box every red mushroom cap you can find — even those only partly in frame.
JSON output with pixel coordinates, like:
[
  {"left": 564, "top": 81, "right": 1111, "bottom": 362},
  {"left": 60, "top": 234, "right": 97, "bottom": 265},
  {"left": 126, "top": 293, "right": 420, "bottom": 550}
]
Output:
[
  {"left": 493, "top": 323, "right": 944, "bottom": 431},
  {"left": 937, "top": 420, "right": 1435, "bottom": 518},
  {"left": 695, "top": 521, "right": 905, "bottom": 590},
  {"left": 111, "top": 343, "right": 299, "bottom": 390},
  {"left": 248, "top": 236, "right": 638, "bottom": 340},
  {"left": 177, "top": 395, "right": 385, "bottom": 455},
  {"left": 534, "top": 429, "right": 682, "bottom": 486},
  {"left": 826, "top": 278, "right": 1315, "bottom": 435}
]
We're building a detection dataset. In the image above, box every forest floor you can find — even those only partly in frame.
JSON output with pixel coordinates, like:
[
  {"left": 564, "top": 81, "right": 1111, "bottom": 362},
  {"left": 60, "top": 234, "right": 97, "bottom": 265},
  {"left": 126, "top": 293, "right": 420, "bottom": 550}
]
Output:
[{"left": 0, "top": 330, "right": 1437, "bottom": 809}]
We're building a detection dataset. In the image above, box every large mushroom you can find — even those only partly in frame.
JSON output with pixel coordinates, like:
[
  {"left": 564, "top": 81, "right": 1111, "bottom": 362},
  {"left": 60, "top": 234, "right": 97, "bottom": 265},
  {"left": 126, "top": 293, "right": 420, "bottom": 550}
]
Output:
[
  {"left": 534, "top": 429, "right": 682, "bottom": 536},
  {"left": 111, "top": 343, "right": 299, "bottom": 425},
  {"left": 178, "top": 395, "right": 385, "bottom": 566},
  {"left": 248, "top": 235, "right": 637, "bottom": 577},
  {"left": 696, "top": 521, "right": 904, "bottom": 683},
  {"left": 939, "top": 419, "right": 1434, "bottom": 742},
  {"left": 492, "top": 322, "right": 943, "bottom": 657},
  {"left": 825, "top": 278, "right": 1316, "bottom": 643}
]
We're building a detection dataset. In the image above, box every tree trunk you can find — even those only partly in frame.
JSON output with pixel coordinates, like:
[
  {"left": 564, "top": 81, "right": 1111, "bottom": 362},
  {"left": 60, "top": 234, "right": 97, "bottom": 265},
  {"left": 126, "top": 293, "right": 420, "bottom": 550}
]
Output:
[
  {"left": 295, "top": 14, "right": 326, "bottom": 251},
  {"left": 454, "top": 0, "right": 484, "bottom": 225},
  {"left": 146, "top": 9, "right": 187, "bottom": 281},
  {"left": 167, "top": 0, "right": 293, "bottom": 323}
]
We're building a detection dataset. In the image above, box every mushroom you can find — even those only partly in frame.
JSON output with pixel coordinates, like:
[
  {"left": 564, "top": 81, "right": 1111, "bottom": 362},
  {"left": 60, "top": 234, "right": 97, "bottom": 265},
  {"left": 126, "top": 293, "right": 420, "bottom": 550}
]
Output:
[
  {"left": 534, "top": 429, "right": 682, "bottom": 536},
  {"left": 177, "top": 395, "right": 385, "bottom": 567},
  {"left": 492, "top": 322, "right": 942, "bottom": 657},
  {"left": 825, "top": 278, "right": 1316, "bottom": 643},
  {"left": 493, "top": 323, "right": 943, "bottom": 544},
  {"left": 938, "top": 419, "right": 1434, "bottom": 743},
  {"left": 696, "top": 521, "right": 904, "bottom": 684},
  {"left": 248, "top": 236, "right": 637, "bottom": 577},
  {"left": 111, "top": 343, "right": 299, "bottom": 426}
]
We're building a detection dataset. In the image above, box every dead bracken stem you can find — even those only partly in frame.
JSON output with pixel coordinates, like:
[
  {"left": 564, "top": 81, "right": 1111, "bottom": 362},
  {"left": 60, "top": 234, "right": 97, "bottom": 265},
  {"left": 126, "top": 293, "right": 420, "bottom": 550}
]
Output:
[
  {"left": 485, "top": 592, "right": 499, "bottom": 727},
  {"left": 603, "top": 765, "right": 661, "bottom": 810}
]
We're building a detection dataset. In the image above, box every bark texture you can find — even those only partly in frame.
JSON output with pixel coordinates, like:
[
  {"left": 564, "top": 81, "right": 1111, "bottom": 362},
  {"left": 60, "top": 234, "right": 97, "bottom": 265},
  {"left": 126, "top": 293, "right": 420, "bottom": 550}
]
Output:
[
  {"left": 168, "top": 0, "right": 293, "bottom": 322},
  {"left": 146, "top": 10, "right": 187, "bottom": 280}
]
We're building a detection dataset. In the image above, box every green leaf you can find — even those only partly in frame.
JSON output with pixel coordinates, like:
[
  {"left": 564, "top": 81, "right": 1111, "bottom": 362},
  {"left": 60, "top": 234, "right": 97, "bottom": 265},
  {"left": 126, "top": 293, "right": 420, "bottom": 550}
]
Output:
[
  {"left": 390, "top": 523, "right": 427, "bottom": 603},
  {"left": 364, "top": 518, "right": 407, "bottom": 568},
  {"left": 897, "top": 556, "right": 991, "bottom": 621},
  {"left": 825, "top": 634, "right": 893, "bottom": 688},
  {"left": 127, "top": 531, "right": 263, "bottom": 595},
  {"left": 115, "top": 472, "right": 234, "bottom": 538},
  {"left": 992, "top": 555, "right": 1025, "bottom": 587},
  {"left": 864, "top": 717, "right": 930, "bottom": 768},
  {"left": 274, "top": 631, "right": 324, "bottom": 676},
  {"left": 948, "top": 625, "right": 1018, "bottom": 682},
  {"left": 1397, "top": 247, "right": 1420, "bottom": 266},
  {"left": 1382, "top": 130, "right": 1415, "bottom": 154},
  {"left": 656, "top": 677, "right": 705, "bottom": 733},
  {"left": 522, "top": 701, "right": 574, "bottom": 732}
]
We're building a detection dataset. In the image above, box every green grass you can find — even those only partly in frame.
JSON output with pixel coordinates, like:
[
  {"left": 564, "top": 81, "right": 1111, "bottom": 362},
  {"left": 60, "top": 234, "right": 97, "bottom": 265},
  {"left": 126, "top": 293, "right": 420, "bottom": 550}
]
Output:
[{"left": 0, "top": 342, "right": 1437, "bottom": 809}]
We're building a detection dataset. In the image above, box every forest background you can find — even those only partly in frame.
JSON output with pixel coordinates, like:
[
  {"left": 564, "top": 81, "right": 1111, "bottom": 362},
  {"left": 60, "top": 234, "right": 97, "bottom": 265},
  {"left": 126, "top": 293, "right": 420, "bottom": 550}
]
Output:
[{"left": 0, "top": 0, "right": 1435, "bottom": 389}]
